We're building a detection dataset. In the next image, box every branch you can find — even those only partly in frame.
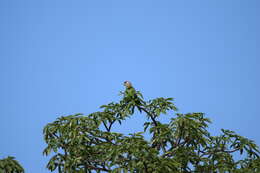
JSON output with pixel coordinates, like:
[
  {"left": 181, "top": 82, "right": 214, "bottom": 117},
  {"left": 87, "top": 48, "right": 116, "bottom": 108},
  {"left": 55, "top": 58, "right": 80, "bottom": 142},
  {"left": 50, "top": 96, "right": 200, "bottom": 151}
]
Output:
[
  {"left": 199, "top": 148, "right": 240, "bottom": 158},
  {"left": 143, "top": 162, "right": 149, "bottom": 173},
  {"left": 102, "top": 121, "right": 110, "bottom": 132},
  {"left": 102, "top": 119, "right": 116, "bottom": 132},
  {"left": 137, "top": 105, "right": 158, "bottom": 126},
  {"left": 84, "top": 164, "right": 111, "bottom": 172},
  {"left": 108, "top": 120, "right": 116, "bottom": 132}
]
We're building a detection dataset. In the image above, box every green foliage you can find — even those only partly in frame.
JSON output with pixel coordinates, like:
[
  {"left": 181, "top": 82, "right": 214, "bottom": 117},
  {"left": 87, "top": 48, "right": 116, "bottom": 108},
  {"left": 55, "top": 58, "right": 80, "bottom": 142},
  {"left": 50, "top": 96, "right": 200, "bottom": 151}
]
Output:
[
  {"left": 0, "top": 156, "right": 24, "bottom": 173},
  {"left": 43, "top": 88, "right": 260, "bottom": 172}
]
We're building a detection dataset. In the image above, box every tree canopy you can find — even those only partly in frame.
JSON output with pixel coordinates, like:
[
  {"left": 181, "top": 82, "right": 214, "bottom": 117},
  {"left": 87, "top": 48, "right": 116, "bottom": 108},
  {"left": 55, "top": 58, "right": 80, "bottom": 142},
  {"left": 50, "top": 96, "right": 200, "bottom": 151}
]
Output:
[
  {"left": 43, "top": 85, "right": 260, "bottom": 173},
  {"left": 0, "top": 156, "right": 24, "bottom": 173}
]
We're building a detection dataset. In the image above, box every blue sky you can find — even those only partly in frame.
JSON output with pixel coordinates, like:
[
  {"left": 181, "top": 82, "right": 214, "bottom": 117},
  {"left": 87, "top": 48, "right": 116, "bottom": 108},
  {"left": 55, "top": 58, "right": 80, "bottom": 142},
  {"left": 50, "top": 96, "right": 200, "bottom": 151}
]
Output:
[{"left": 0, "top": 1, "right": 259, "bottom": 172}]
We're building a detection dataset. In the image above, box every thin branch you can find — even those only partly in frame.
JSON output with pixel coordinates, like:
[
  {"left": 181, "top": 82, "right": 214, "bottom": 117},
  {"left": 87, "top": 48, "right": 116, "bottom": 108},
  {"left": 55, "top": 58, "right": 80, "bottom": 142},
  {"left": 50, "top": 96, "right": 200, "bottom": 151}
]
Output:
[
  {"left": 102, "top": 119, "right": 116, "bottom": 132},
  {"left": 137, "top": 105, "right": 158, "bottom": 126},
  {"left": 108, "top": 120, "right": 116, "bottom": 132},
  {"left": 85, "top": 164, "right": 111, "bottom": 172},
  {"left": 199, "top": 148, "right": 240, "bottom": 158},
  {"left": 102, "top": 121, "right": 109, "bottom": 132},
  {"left": 143, "top": 161, "right": 149, "bottom": 173}
]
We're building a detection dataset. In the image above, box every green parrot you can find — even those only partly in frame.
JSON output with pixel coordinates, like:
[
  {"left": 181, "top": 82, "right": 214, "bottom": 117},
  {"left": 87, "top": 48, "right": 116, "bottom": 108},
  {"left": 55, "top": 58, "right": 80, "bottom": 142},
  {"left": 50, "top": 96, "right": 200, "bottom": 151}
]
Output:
[
  {"left": 123, "top": 81, "right": 140, "bottom": 104},
  {"left": 124, "top": 80, "right": 135, "bottom": 94}
]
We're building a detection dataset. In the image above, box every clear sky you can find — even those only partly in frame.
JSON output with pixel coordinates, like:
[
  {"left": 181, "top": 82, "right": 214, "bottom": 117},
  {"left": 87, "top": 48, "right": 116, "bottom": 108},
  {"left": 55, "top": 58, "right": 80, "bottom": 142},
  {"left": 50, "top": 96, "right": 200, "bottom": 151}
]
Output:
[{"left": 0, "top": 1, "right": 259, "bottom": 172}]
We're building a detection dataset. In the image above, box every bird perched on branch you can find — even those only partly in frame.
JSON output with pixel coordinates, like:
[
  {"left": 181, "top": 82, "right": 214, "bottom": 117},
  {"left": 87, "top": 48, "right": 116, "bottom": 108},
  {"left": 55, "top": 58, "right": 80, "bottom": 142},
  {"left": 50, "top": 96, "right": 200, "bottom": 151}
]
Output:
[
  {"left": 123, "top": 81, "right": 136, "bottom": 96},
  {"left": 123, "top": 81, "right": 143, "bottom": 105},
  {"left": 123, "top": 81, "right": 133, "bottom": 89}
]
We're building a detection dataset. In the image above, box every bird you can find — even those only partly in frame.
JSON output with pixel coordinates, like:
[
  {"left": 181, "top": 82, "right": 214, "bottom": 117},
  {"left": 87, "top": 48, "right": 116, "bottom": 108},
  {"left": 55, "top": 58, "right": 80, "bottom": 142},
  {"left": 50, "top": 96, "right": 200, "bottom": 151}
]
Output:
[
  {"left": 123, "top": 81, "right": 141, "bottom": 115},
  {"left": 123, "top": 81, "right": 143, "bottom": 105},
  {"left": 123, "top": 81, "right": 133, "bottom": 89},
  {"left": 123, "top": 81, "right": 136, "bottom": 97}
]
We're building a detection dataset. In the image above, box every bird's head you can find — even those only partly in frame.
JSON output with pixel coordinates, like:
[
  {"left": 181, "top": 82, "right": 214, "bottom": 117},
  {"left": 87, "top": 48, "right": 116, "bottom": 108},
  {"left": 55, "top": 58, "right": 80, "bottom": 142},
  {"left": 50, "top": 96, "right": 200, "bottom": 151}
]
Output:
[{"left": 123, "top": 81, "right": 132, "bottom": 89}]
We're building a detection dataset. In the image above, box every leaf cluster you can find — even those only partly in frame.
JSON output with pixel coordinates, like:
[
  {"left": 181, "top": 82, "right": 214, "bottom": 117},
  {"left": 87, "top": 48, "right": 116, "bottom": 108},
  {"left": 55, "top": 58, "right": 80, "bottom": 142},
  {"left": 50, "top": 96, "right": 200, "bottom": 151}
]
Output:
[{"left": 0, "top": 156, "right": 24, "bottom": 173}]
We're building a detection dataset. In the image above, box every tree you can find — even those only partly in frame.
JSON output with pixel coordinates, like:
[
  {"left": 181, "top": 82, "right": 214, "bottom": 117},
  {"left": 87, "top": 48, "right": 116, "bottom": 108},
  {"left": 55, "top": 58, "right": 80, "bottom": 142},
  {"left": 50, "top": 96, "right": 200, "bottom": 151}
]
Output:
[
  {"left": 0, "top": 156, "right": 24, "bottom": 173},
  {"left": 43, "top": 84, "right": 260, "bottom": 172}
]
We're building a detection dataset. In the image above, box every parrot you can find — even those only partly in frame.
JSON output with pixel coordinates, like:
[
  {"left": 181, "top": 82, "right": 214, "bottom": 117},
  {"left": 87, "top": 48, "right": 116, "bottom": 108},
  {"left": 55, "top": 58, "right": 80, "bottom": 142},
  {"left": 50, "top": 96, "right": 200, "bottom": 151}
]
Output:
[
  {"left": 123, "top": 81, "right": 143, "bottom": 114},
  {"left": 123, "top": 81, "right": 141, "bottom": 104},
  {"left": 124, "top": 81, "right": 134, "bottom": 92}
]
